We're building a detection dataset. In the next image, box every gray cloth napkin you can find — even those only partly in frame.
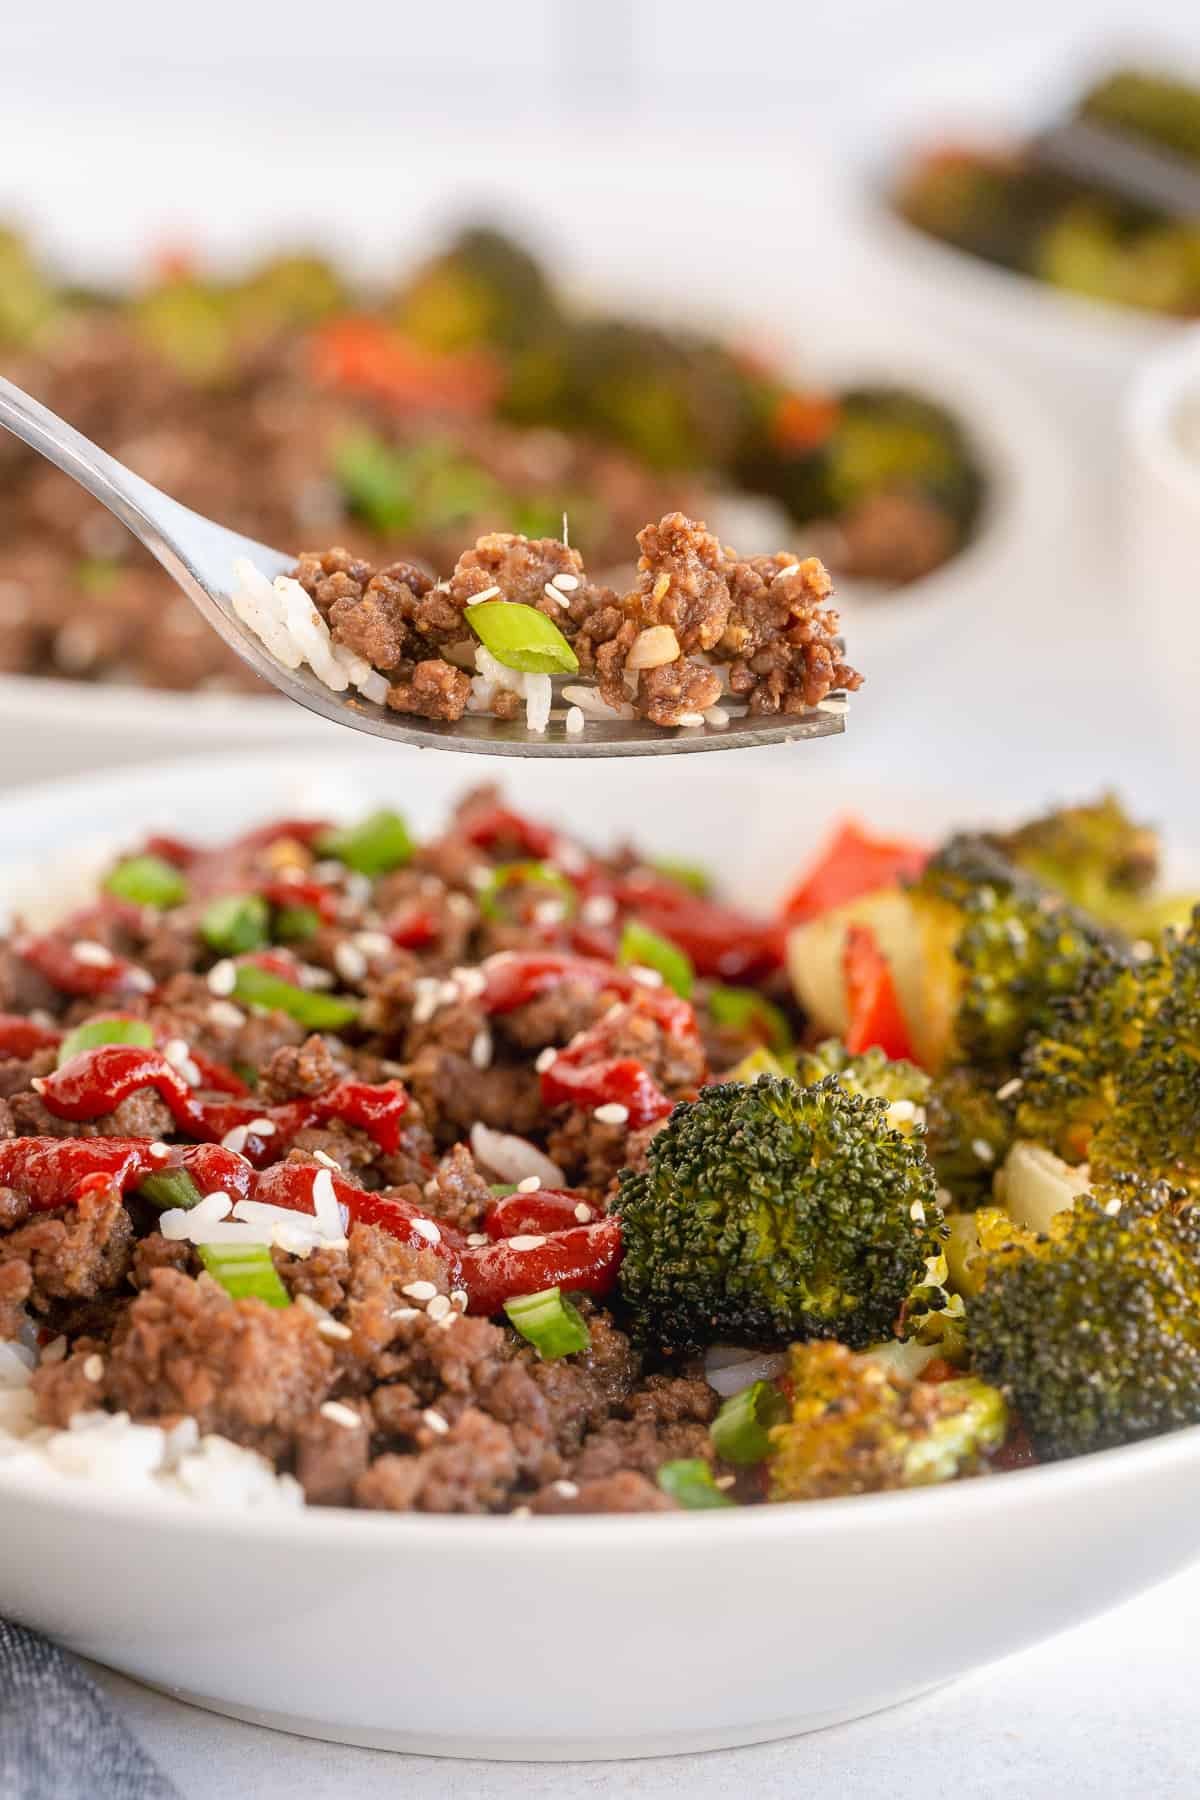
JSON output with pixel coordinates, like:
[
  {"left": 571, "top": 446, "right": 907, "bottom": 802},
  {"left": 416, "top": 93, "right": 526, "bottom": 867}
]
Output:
[{"left": 0, "top": 1622, "right": 178, "bottom": 1800}]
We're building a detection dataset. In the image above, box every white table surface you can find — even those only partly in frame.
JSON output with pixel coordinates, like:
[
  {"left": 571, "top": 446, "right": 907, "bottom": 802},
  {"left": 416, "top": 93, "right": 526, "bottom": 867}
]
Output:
[{"left": 84, "top": 1557, "right": 1200, "bottom": 1798}]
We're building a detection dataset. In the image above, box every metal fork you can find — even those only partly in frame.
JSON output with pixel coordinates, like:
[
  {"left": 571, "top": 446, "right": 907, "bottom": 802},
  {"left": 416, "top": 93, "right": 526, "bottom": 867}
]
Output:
[{"left": 0, "top": 375, "right": 851, "bottom": 759}]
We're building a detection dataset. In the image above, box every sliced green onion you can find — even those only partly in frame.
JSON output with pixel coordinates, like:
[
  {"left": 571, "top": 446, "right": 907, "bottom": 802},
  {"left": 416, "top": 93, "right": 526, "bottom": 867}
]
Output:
[
  {"left": 137, "top": 1168, "right": 203, "bottom": 1211},
  {"left": 317, "top": 810, "right": 414, "bottom": 877},
  {"left": 710, "top": 1380, "right": 789, "bottom": 1466},
  {"left": 233, "top": 1061, "right": 260, "bottom": 1090},
  {"left": 707, "top": 985, "right": 793, "bottom": 1053},
  {"left": 332, "top": 432, "right": 416, "bottom": 535},
  {"left": 465, "top": 600, "right": 579, "bottom": 675},
  {"left": 231, "top": 964, "right": 360, "bottom": 1030},
  {"left": 477, "top": 861, "right": 578, "bottom": 924},
  {"left": 652, "top": 858, "right": 711, "bottom": 897},
  {"left": 103, "top": 854, "right": 187, "bottom": 910},
  {"left": 200, "top": 893, "right": 270, "bottom": 956},
  {"left": 273, "top": 903, "right": 323, "bottom": 942},
  {"left": 656, "top": 1459, "right": 736, "bottom": 1509},
  {"left": 503, "top": 1286, "right": 591, "bottom": 1360},
  {"left": 618, "top": 920, "right": 694, "bottom": 999},
  {"left": 198, "top": 1241, "right": 290, "bottom": 1307},
  {"left": 56, "top": 1015, "right": 153, "bottom": 1067},
  {"left": 489, "top": 1183, "right": 518, "bottom": 1198}
]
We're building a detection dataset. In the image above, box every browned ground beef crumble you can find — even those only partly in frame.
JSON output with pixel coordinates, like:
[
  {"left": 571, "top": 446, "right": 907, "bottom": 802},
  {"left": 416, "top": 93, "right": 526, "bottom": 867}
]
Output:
[
  {"left": 296, "top": 512, "right": 862, "bottom": 728},
  {"left": 0, "top": 790, "right": 802, "bottom": 1512}
]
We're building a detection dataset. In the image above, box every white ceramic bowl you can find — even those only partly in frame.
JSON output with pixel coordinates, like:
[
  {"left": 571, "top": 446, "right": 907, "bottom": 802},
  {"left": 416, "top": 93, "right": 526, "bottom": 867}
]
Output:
[{"left": 1, "top": 747, "right": 1199, "bottom": 1759}]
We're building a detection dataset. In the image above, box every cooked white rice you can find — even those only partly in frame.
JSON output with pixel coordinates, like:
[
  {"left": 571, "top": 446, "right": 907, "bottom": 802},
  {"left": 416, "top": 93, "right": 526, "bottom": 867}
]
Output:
[{"left": 231, "top": 560, "right": 389, "bottom": 705}]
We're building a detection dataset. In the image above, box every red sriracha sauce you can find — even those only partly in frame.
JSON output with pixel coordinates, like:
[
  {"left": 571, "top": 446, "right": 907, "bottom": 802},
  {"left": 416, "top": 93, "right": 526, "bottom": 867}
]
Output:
[
  {"left": 259, "top": 876, "right": 340, "bottom": 925},
  {"left": 0, "top": 1137, "right": 254, "bottom": 1211},
  {"left": 13, "top": 933, "right": 153, "bottom": 1001},
  {"left": 484, "top": 1187, "right": 597, "bottom": 1240},
  {"left": 0, "top": 1015, "right": 62, "bottom": 1059},
  {"left": 251, "top": 1162, "right": 465, "bottom": 1263},
  {"left": 460, "top": 1216, "right": 623, "bottom": 1316},
  {"left": 613, "top": 873, "right": 781, "bottom": 983}
]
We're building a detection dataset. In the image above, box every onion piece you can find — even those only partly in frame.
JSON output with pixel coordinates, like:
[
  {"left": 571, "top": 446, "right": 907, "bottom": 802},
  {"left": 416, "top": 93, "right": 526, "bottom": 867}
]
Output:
[
  {"left": 704, "top": 1346, "right": 789, "bottom": 1397},
  {"left": 470, "top": 1123, "right": 565, "bottom": 1189}
]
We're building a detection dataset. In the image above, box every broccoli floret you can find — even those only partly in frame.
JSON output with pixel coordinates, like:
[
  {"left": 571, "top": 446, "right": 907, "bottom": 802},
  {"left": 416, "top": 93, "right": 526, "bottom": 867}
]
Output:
[
  {"left": 765, "top": 1341, "right": 1006, "bottom": 1500},
  {"left": 793, "top": 1038, "right": 930, "bottom": 1124},
  {"left": 616, "top": 1073, "right": 943, "bottom": 1354},
  {"left": 987, "top": 794, "right": 1161, "bottom": 935},
  {"left": 911, "top": 835, "right": 1111, "bottom": 1071},
  {"left": 969, "top": 1173, "right": 1200, "bottom": 1458},
  {"left": 390, "top": 225, "right": 560, "bottom": 354},
  {"left": 924, "top": 1064, "right": 1017, "bottom": 1203}
]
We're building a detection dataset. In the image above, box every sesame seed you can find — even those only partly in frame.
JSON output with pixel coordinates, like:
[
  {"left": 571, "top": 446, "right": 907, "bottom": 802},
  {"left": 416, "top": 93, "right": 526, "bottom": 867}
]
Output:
[
  {"left": 535, "top": 1047, "right": 558, "bottom": 1073},
  {"left": 411, "top": 1219, "right": 442, "bottom": 1245},
  {"left": 422, "top": 1409, "right": 450, "bottom": 1436},
  {"left": 995, "top": 1078, "right": 1023, "bottom": 1101},
  {"left": 221, "top": 1126, "right": 249, "bottom": 1154},
  {"left": 148, "top": 1142, "right": 170, "bottom": 1160},
  {"left": 72, "top": 940, "right": 115, "bottom": 967},
  {"left": 465, "top": 585, "right": 502, "bottom": 606},
  {"left": 910, "top": 1200, "right": 926, "bottom": 1224},
  {"left": 354, "top": 930, "right": 392, "bottom": 958},
  {"left": 470, "top": 1029, "right": 493, "bottom": 1070},
  {"left": 674, "top": 712, "right": 706, "bottom": 729},
  {"left": 334, "top": 942, "right": 368, "bottom": 984},
  {"left": 313, "top": 1149, "right": 340, "bottom": 1170},
  {"left": 82, "top": 1354, "right": 104, "bottom": 1383},
  {"left": 552, "top": 572, "right": 579, "bottom": 591},
  {"left": 427, "top": 1294, "right": 452, "bottom": 1322},
  {"left": 629, "top": 966, "right": 663, "bottom": 989},
  {"left": 508, "top": 1234, "right": 547, "bottom": 1251},
  {"left": 772, "top": 562, "right": 801, "bottom": 583},
  {"left": 247, "top": 1117, "right": 276, "bottom": 1136},
  {"left": 517, "top": 1175, "right": 541, "bottom": 1193},
  {"left": 446, "top": 892, "right": 474, "bottom": 920},
  {"left": 1104, "top": 1197, "right": 1123, "bottom": 1216},
  {"left": 389, "top": 1307, "right": 421, "bottom": 1322},
  {"left": 714, "top": 1474, "right": 737, "bottom": 1491},
  {"left": 593, "top": 1103, "right": 629, "bottom": 1126},
  {"left": 512, "top": 1504, "right": 533, "bottom": 1518},
  {"left": 437, "top": 1311, "right": 459, "bottom": 1331},
  {"left": 411, "top": 979, "right": 441, "bottom": 1024},
  {"left": 553, "top": 1479, "right": 579, "bottom": 1499},
  {"left": 207, "top": 960, "right": 237, "bottom": 996},
  {"left": 30, "top": 1077, "right": 46, "bottom": 1094},
  {"left": 532, "top": 899, "right": 565, "bottom": 926},
  {"left": 580, "top": 895, "right": 616, "bottom": 928},
  {"left": 317, "top": 1317, "right": 353, "bottom": 1343},
  {"left": 454, "top": 966, "right": 488, "bottom": 999},
  {"left": 466, "top": 1233, "right": 488, "bottom": 1248},
  {"left": 320, "top": 1400, "right": 361, "bottom": 1429},
  {"left": 573, "top": 1202, "right": 592, "bottom": 1223},
  {"left": 971, "top": 1139, "right": 995, "bottom": 1164},
  {"left": 206, "top": 1000, "right": 245, "bottom": 1029},
  {"left": 401, "top": 1280, "right": 439, "bottom": 1302},
  {"left": 163, "top": 1038, "right": 203, "bottom": 1087},
  {"left": 450, "top": 1288, "right": 469, "bottom": 1310},
  {"left": 543, "top": 582, "right": 570, "bottom": 610}
]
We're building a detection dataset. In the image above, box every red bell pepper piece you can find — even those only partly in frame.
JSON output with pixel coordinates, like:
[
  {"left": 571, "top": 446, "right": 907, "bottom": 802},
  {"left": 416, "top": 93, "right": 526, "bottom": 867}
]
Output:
[
  {"left": 779, "top": 819, "right": 929, "bottom": 926},
  {"left": 311, "top": 317, "right": 501, "bottom": 416},
  {"left": 613, "top": 873, "right": 780, "bottom": 982},
  {"left": 386, "top": 903, "right": 438, "bottom": 950},
  {"left": 460, "top": 805, "right": 557, "bottom": 861},
  {"left": 842, "top": 925, "right": 915, "bottom": 1062},
  {"left": 260, "top": 876, "right": 340, "bottom": 925}
]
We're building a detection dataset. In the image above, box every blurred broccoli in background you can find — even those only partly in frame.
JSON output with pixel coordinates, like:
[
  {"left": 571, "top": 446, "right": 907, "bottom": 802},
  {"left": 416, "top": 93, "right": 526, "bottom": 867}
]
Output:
[
  {"left": 987, "top": 794, "right": 1162, "bottom": 936},
  {"left": 617, "top": 1073, "right": 943, "bottom": 1354},
  {"left": 766, "top": 1341, "right": 1006, "bottom": 1500},
  {"left": 793, "top": 1039, "right": 928, "bottom": 1131},
  {"left": 0, "top": 228, "right": 60, "bottom": 348},
  {"left": 389, "top": 225, "right": 562, "bottom": 354},
  {"left": 923, "top": 1064, "right": 1016, "bottom": 1204}
]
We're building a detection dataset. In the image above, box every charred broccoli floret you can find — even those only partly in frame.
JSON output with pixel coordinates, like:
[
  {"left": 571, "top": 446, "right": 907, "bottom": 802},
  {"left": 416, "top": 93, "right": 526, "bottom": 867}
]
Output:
[
  {"left": 616, "top": 1074, "right": 943, "bottom": 1354},
  {"left": 924, "top": 1064, "right": 1017, "bottom": 1203},
  {"left": 911, "top": 835, "right": 1110, "bottom": 1071},
  {"left": 987, "top": 794, "right": 1161, "bottom": 935},
  {"left": 793, "top": 1038, "right": 929, "bottom": 1125},
  {"left": 390, "top": 225, "right": 561, "bottom": 354},
  {"left": 765, "top": 1341, "right": 1006, "bottom": 1500},
  {"left": 969, "top": 1174, "right": 1200, "bottom": 1459}
]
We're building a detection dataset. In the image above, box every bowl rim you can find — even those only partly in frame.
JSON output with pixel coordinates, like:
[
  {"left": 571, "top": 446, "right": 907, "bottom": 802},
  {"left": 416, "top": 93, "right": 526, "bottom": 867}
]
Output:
[
  {"left": 1, "top": 744, "right": 1190, "bottom": 1548},
  {"left": 1125, "top": 322, "right": 1200, "bottom": 510}
]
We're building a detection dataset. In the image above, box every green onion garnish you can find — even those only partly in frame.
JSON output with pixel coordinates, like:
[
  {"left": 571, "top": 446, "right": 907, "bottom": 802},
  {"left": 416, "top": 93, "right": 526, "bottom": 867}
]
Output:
[
  {"left": 710, "top": 1380, "right": 789, "bottom": 1466},
  {"left": 198, "top": 1242, "right": 291, "bottom": 1307},
  {"left": 56, "top": 1016, "right": 154, "bottom": 1067},
  {"left": 477, "top": 861, "right": 577, "bottom": 924},
  {"left": 465, "top": 600, "right": 579, "bottom": 675},
  {"left": 656, "top": 1459, "right": 736, "bottom": 1509},
  {"left": 618, "top": 920, "right": 694, "bottom": 998},
  {"left": 273, "top": 903, "right": 323, "bottom": 942},
  {"left": 137, "top": 1168, "right": 203, "bottom": 1211},
  {"left": 503, "top": 1287, "right": 591, "bottom": 1360},
  {"left": 652, "top": 858, "right": 711, "bottom": 896},
  {"left": 707, "top": 985, "right": 793, "bottom": 1053},
  {"left": 489, "top": 1183, "right": 518, "bottom": 1198},
  {"left": 103, "top": 854, "right": 187, "bottom": 910},
  {"left": 200, "top": 893, "right": 270, "bottom": 956},
  {"left": 231, "top": 964, "right": 360, "bottom": 1030},
  {"left": 317, "top": 810, "right": 414, "bottom": 877}
]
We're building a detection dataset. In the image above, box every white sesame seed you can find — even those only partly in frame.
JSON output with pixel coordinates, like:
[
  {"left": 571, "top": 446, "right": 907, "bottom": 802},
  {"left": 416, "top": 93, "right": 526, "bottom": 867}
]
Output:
[
  {"left": 580, "top": 895, "right": 616, "bottom": 929},
  {"left": 1104, "top": 1197, "right": 1123, "bottom": 1216},
  {"left": 246, "top": 1117, "right": 276, "bottom": 1136},
  {"left": 344, "top": 873, "right": 373, "bottom": 906},
  {"left": 453, "top": 966, "right": 488, "bottom": 999},
  {"left": 465, "top": 585, "right": 502, "bottom": 606},
  {"left": 354, "top": 931, "right": 392, "bottom": 958},
  {"left": 411, "top": 979, "right": 441, "bottom": 1025},
  {"left": 910, "top": 1199, "right": 927, "bottom": 1224},
  {"left": 317, "top": 1318, "right": 353, "bottom": 1343},
  {"left": 82, "top": 1354, "right": 104, "bottom": 1383},
  {"left": 162, "top": 1038, "right": 203, "bottom": 1087},
  {"left": 971, "top": 1138, "right": 995, "bottom": 1164},
  {"left": 30, "top": 1077, "right": 46, "bottom": 1094},
  {"left": 512, "top": 1504, "right": 533, "bottom": 1518},
  {"left": 508, "top": 1234, "right": 547, "bottom": 1251},
  {"left": 535, "top": 1047, "right": 558, "bottom": 1073},
  {"left": 389, "top": 1307, "right": 421, "bottom": 1322},
  {"left": 422, "top": 1409, "right": 450, "bottom": 1436},
  {"left": 466, "top": 1233, "right": 488, "bottom": 1248},
  {"left": 206, "top": 1000, "right": 245, "bottom": 1030},
  {"left": 1131, "top": 939, "right": 1155, "bottom": 963},
  {"left": 298, "top": 963, "right": 335, "bottom": 991},
  {"left": 593, "top": 1103, "right": 629, "bottom": 1126},
  {"left": 551, "top": 572, "right": 579, "bottom": 591},
  {"left": 542, "top": 582, "right": 570, "bottom": 609},
  {"left": 674, "top": 712, "right": 706, "bottom": 729},
  {"left": 312, "top": 1150, "right": 340, "bottom": 1171},
  {"left": 629, "top": 966, "right": 663, "bottom": 989},
  {"left": 148, "top": 1142, "right": 170, "bottom": 1161},
  {"left": 221, "top": 1126, "right": 249, "bottom": 1154},
  {"left": 437, "top": 1311, "right": 459, "bottom": 1331},
  {"left": 411, "top": 1219, "right": 442, "bottom": 1245},
  {"left": 714, "top": 1474, "right": 737, "bottom": 1491},
  {"left": 334, "top": 942, "right": 368, "bottom": 985},
  {"left": 532, "top": 899, "right": 565, "bottom": 926},
  {"left": 427, "top": 1294, "right": 452, "bottom": 1322},
  {"left": 402, "top": 1280, "right": 439, "bottom": 1302},
  {"left": 320, "top": 1400, "right": 361, "bottom": 1428},
  {"left": 553, "top": 1479, "right": 579, "bottom": 1499},
  {"left": 517, "top": 1175, "right": 542, "bottom": 1193},
  {"left": 72, "top": 940, "right": 115, "bottom": 967},
  {"left": 207, "top": 960, "right": 237, "bottom": 996},
  {"left": 470, "top": 1029, "right": 493, "bottom": 1070},
  {"left": 995, "top": 1077, "right": 1023, "bottom": 1101},
  {"left": 573, "top": 1202, "right": 592, "bottom": 1223},
  {"left": 467, "top": 866, "right": 493, "bottom": 891},
  {"left": 446, "top": 892, "right": 473, "bottom": 920},
  {"left": 450, "top": 1288, "right": 469, "bottom": 1310}
]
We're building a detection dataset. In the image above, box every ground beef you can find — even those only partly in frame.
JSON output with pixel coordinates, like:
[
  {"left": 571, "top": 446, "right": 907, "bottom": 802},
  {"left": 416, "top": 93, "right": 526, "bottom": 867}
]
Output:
[
  {"left": 356, "top": 1409, "right": 519, "bottom": 1514},
  {"left": 446, "top": 532, "right": 585, "bottom": 618},
  {"left": 259, "top": 1034, "right": 342, "bottom": 1102},
  {"left": 530, "top": 1471, "right": 675, "bottom": 1514},
  {"left": 629, "top": 511, "right": 731, "bottom": 653},
  {"left": 426, "top": 1143, "right": 492, "bottom": 1232},
  {"left": 100, "top": 1268, "right": 334, "bottom": 1457},
  {"left": 0, "top": 1188, "right": 132, "bottom": 1312},
  {"left": 407, "top": 1046, "right": 542, "bottom": 1143},
  {"left": 385, "top": 659, "right": 471, "bottom": 722},
  {"left": 635, "top": 659, "right": 723, "bottom": 726},
  {"left": 0, "top": 1259, "right": 32, "bottom": 1340},
  {"left": 294, "top": 1403, "right": 371, "bottom": 1506}
]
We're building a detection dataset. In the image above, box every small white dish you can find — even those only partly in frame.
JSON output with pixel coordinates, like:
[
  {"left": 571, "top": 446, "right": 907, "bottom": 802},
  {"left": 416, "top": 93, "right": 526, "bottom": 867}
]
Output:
[{"left": 1, "top": 747, "right": 1198, "bottom": 1760}]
